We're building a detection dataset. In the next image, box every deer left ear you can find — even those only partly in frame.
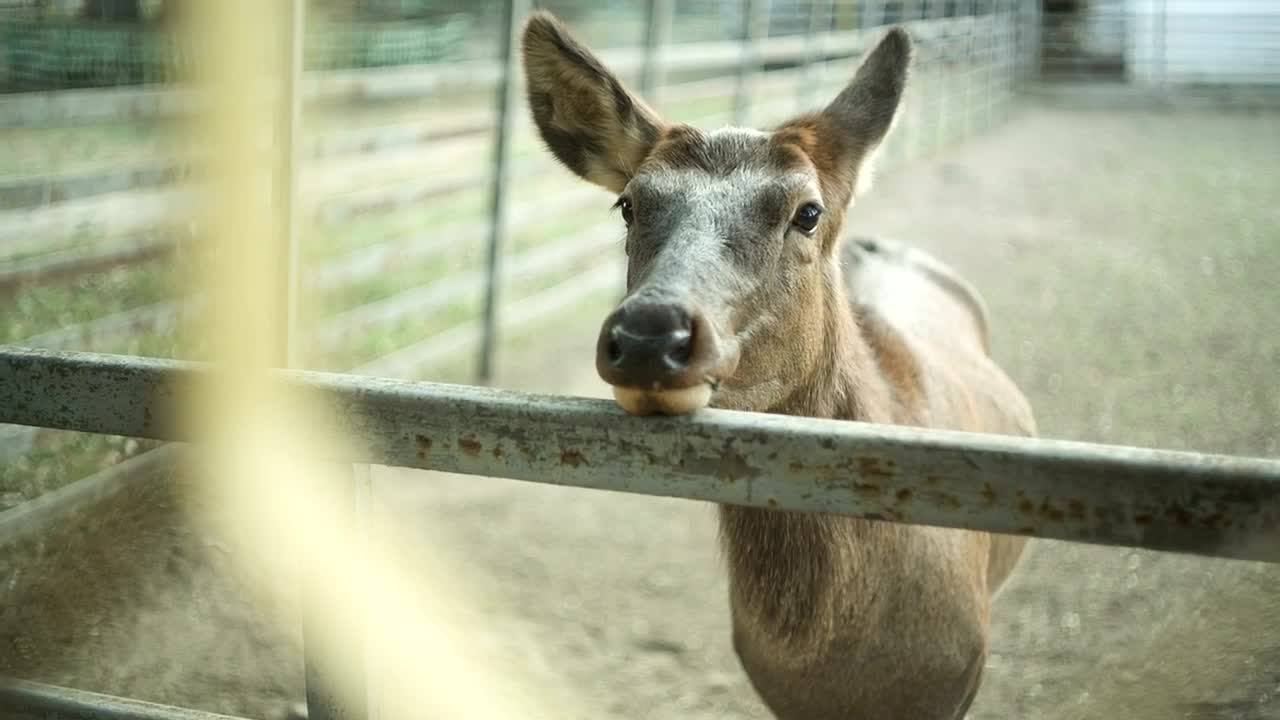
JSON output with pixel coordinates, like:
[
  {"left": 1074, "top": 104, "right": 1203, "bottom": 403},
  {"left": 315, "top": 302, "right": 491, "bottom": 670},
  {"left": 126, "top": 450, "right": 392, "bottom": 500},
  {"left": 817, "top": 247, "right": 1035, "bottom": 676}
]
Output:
[
  {"left": 522, "top": 10, "right": 665, "bottom": 193},
  {"left": 820, "top": 26, "right": 912, "bottom": 194}
]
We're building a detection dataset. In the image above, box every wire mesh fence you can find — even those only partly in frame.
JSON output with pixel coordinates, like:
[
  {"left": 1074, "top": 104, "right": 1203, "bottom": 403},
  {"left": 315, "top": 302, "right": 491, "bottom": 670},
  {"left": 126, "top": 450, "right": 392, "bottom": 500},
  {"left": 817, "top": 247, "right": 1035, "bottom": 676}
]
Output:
[{"left": 0, "top": 0, "right": 1036, "bottom": 475}]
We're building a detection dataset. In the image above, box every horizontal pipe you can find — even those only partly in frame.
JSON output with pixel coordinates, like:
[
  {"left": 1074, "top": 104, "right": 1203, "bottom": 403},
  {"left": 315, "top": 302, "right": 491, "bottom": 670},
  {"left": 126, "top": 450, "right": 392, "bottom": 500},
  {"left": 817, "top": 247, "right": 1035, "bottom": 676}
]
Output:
[
  {"left": 1, "top": 346, "right": 1279, "bottom": 563},
  {"left": 0, "top": 677, "right": 251, "bottom": 720}
]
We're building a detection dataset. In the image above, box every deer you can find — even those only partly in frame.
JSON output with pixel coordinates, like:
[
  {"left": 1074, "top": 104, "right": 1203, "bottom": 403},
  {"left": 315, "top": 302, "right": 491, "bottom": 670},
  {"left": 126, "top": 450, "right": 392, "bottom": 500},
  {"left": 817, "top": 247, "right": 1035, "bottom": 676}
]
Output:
[{"left": 521, "top": 11, "right": 1036, "bottom": 719}]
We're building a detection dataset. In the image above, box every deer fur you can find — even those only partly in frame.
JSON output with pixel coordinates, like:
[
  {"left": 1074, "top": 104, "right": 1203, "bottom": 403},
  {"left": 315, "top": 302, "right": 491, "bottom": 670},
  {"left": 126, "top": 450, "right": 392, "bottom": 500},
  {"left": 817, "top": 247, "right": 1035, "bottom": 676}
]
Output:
[{"left": 522, "top": 11, "right": 1035, "bottom": 719}]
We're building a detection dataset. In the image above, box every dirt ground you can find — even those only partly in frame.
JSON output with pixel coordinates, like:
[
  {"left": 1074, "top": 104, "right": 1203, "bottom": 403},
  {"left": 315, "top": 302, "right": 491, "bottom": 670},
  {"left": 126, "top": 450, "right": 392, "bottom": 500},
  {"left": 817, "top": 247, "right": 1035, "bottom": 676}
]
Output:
[{"left": 3, "top": 92, "right": 1279, "bottom": 719}]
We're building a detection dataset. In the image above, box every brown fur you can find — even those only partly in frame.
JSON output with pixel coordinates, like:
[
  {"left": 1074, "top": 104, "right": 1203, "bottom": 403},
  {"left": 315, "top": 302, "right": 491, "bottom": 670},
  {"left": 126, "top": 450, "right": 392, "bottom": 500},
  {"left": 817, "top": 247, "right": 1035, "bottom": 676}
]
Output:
[
  {"left": 522, "top": 11, "right": 1035, "bottom": 719},
  {"left": 521, "top": 14, "right": 663, "bottom": 192}
]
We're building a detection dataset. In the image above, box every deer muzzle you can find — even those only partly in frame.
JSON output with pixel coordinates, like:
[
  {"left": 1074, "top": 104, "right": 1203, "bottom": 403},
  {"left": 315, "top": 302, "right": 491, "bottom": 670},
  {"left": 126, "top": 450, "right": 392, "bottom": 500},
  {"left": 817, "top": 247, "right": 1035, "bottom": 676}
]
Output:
[{"left": 595, "top": 302, "right": 737, "bottom": 416}]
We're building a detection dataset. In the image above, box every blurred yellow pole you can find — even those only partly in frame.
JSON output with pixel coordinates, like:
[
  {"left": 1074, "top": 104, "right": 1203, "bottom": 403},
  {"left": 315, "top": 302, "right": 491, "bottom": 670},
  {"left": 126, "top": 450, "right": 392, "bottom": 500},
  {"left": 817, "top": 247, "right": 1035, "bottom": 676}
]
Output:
[{"left": 176, "top": 2, "right": 592, "bottom": 718}]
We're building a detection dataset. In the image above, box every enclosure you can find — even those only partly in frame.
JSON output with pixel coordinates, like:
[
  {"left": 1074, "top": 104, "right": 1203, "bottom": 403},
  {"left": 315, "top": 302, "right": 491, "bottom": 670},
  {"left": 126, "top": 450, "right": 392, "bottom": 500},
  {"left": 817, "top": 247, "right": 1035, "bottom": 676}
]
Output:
[{"left": 1, "top": 1, "right": 1279, "bottom": 719}]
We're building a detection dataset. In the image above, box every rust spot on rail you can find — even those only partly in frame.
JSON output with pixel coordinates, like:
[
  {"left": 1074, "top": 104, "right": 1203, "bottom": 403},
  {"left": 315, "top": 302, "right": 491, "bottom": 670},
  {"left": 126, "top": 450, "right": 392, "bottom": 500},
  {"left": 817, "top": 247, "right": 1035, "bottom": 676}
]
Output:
[
  {"left": 980, "top": 483, "right": 997, "bottom": 504},
  {"left": 852, "top": 481, "right": 883, "bottom": 498},
  {"left": 857, "top": 456, "right": 896, "bottom": 480},
  {"left": 560, "top": 449, "right": 587, "bottom": 468},
  {"left": 1038, "top": 502, "right": 1065, "bottom": 523},
  {"left": 415, "top": 434, "right": 432, "bottom": 460},
  {"left": 459, "top": 436, "right": 482, "bottom": 456},
  {"left": 1165, "top": 504, "right": 1193, "bottom": 526},
  {"left": 937, "top": 493, "right": 963, "bottom": 510}
]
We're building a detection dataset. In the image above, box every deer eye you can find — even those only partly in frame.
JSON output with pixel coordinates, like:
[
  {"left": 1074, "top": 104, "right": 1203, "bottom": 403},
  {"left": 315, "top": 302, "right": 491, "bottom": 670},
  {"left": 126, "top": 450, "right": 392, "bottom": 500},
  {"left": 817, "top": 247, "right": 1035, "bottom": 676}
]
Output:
[
  {"left": 614, "top": 197, "right": 635, "bottom": 226},
  {"left": 791, "top": 202, "right": 823, "bottom": 234}
]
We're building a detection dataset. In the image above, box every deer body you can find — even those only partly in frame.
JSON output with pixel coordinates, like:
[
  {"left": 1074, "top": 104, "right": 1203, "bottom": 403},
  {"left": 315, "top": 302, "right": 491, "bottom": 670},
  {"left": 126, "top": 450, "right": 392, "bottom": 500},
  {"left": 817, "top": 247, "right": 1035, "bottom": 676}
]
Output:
[
  {"left": 722, "top": 236, "right": 1033, "bottom": 719},
  {"left": 521, "top": 12, "right": 1034, "bottom": 719}
]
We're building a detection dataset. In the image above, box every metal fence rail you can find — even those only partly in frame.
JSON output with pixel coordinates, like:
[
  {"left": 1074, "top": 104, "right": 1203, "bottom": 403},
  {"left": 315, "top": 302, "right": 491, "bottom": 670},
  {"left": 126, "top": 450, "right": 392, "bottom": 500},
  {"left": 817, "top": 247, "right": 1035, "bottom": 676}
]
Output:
[
  {"left": 3, "top": 345, "right": 1278, "bottom": 565},
  {"left": 0, "top": 677, "right": 249, "bottom": 720}
]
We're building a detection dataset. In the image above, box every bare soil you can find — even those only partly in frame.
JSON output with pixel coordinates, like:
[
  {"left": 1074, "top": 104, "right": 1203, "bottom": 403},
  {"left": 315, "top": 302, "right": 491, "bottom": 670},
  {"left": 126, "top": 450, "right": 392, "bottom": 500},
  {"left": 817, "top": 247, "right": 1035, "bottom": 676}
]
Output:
[{"left": 3, "top": 93, "right": 1279, "bottom": 719}]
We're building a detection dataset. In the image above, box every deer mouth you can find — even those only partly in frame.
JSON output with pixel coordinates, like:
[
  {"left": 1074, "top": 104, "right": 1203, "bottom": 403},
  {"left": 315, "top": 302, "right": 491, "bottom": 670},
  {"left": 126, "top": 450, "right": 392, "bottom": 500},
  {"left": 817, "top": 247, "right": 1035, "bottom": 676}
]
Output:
[
  {"left": 607, "top": 369, "right": 736, "bottom": 417},
  {"left": 595, "top": 302, "right": 739, "bottom": 416}
]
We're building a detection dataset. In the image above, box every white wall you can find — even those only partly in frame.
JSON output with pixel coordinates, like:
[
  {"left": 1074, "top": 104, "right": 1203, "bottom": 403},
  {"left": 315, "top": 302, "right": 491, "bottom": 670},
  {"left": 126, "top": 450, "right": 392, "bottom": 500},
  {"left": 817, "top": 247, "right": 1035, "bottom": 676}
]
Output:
[{"left": 1127, "top": 0, "right": 1280, "bottom": 85}]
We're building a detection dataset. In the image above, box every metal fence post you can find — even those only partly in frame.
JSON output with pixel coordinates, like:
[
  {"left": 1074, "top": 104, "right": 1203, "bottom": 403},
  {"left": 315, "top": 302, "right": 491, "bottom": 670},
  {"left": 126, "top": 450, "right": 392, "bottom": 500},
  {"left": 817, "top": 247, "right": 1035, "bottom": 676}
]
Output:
[
  {"left": 963, "top": 0, "right": 977, "bottom": 139},
  {"left": 478, "top": 0, "right": 530, "bottom": 384},
  {"left": 1154, "top": 0, "right": 1167, "bottom": 89},
  {"left": 799, "top": 0, "right": 834, "bottom": 112},
  {"left": 273, "top": 3, "right": 372, "bottom": 719},
  {"left": 733, "top": 0, "right": 769, "bottom": 126},
  {"left": 1016, "top": 0, "right": 1042, "bottom": 84},
  {"left": 640, "top": 0, "right": 673, "bottom": 110}
]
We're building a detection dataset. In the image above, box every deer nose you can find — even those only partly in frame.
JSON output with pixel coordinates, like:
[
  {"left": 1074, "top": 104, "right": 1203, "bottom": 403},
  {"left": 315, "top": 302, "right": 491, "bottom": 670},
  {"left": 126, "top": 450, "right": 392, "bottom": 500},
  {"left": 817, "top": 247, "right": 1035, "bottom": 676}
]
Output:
[{"left": 596, "top": 303, "right": 715, "bottom": 389}]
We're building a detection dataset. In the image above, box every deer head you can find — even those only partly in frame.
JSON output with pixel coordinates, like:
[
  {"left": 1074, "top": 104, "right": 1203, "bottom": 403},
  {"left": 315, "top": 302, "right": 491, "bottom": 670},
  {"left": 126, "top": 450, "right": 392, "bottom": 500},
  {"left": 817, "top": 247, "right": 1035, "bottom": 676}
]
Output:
[{"left": 522, "top": 11, "right": 911, "bottom": 416}]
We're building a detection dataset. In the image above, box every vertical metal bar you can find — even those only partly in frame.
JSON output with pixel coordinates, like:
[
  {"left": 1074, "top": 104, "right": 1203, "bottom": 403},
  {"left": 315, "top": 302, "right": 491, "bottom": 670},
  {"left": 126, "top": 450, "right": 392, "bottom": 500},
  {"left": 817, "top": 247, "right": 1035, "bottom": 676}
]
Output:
[
  {"left": 998, "top": 0, "right": 1006, "bottom": 122},
  {"left": 640, "top": 0, "right": 673, "bottom": 109},
  {"left": 733, "top": 0, "right": 769, "bottom": 126},
  {"left": 1029, "top": 0, "right": 1043, "bottom": 83},
  {"left": 1154, "top": 0, "right": 1167, "bottom": 89},
  {"left": 274, "top": 5, "right": 369, "bottom": 720},
  {"left": 984, "top": 0, "right": 998, "bottom": 130},
  {"left": 799, "top": 0, "right": 834, "bottom": 112},
  {"left": 478, "top": 0, "right": 528, "bottom": 384},
  {"left": 934, "top": 2, "right": 949, "bottom": 151}
]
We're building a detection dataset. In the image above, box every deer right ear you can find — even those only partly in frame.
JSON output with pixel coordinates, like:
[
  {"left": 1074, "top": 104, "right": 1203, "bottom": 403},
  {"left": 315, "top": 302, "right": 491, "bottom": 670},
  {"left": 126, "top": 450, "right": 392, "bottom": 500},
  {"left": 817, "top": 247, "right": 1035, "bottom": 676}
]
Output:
[{"left": 522, "top": 10, "right": 664, "bottom": 193}]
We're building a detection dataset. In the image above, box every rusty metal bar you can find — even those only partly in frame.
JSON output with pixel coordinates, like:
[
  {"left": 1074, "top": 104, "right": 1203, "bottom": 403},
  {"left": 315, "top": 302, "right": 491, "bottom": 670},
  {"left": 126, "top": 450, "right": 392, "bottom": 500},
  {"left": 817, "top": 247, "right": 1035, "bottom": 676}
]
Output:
[
  {"left": 0, "top": 677, "right": 250, "bottom": 720},
  {"left": 3, "top": 346, "right": 1279, "bottom": 564}
]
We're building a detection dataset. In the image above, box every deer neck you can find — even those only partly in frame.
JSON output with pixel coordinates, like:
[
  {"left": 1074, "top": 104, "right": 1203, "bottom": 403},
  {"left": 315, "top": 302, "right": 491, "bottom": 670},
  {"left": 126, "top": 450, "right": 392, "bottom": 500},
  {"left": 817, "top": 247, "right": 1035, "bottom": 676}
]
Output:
[{"left": 718, "top": 255, "right": 896, "bottom": 644}]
